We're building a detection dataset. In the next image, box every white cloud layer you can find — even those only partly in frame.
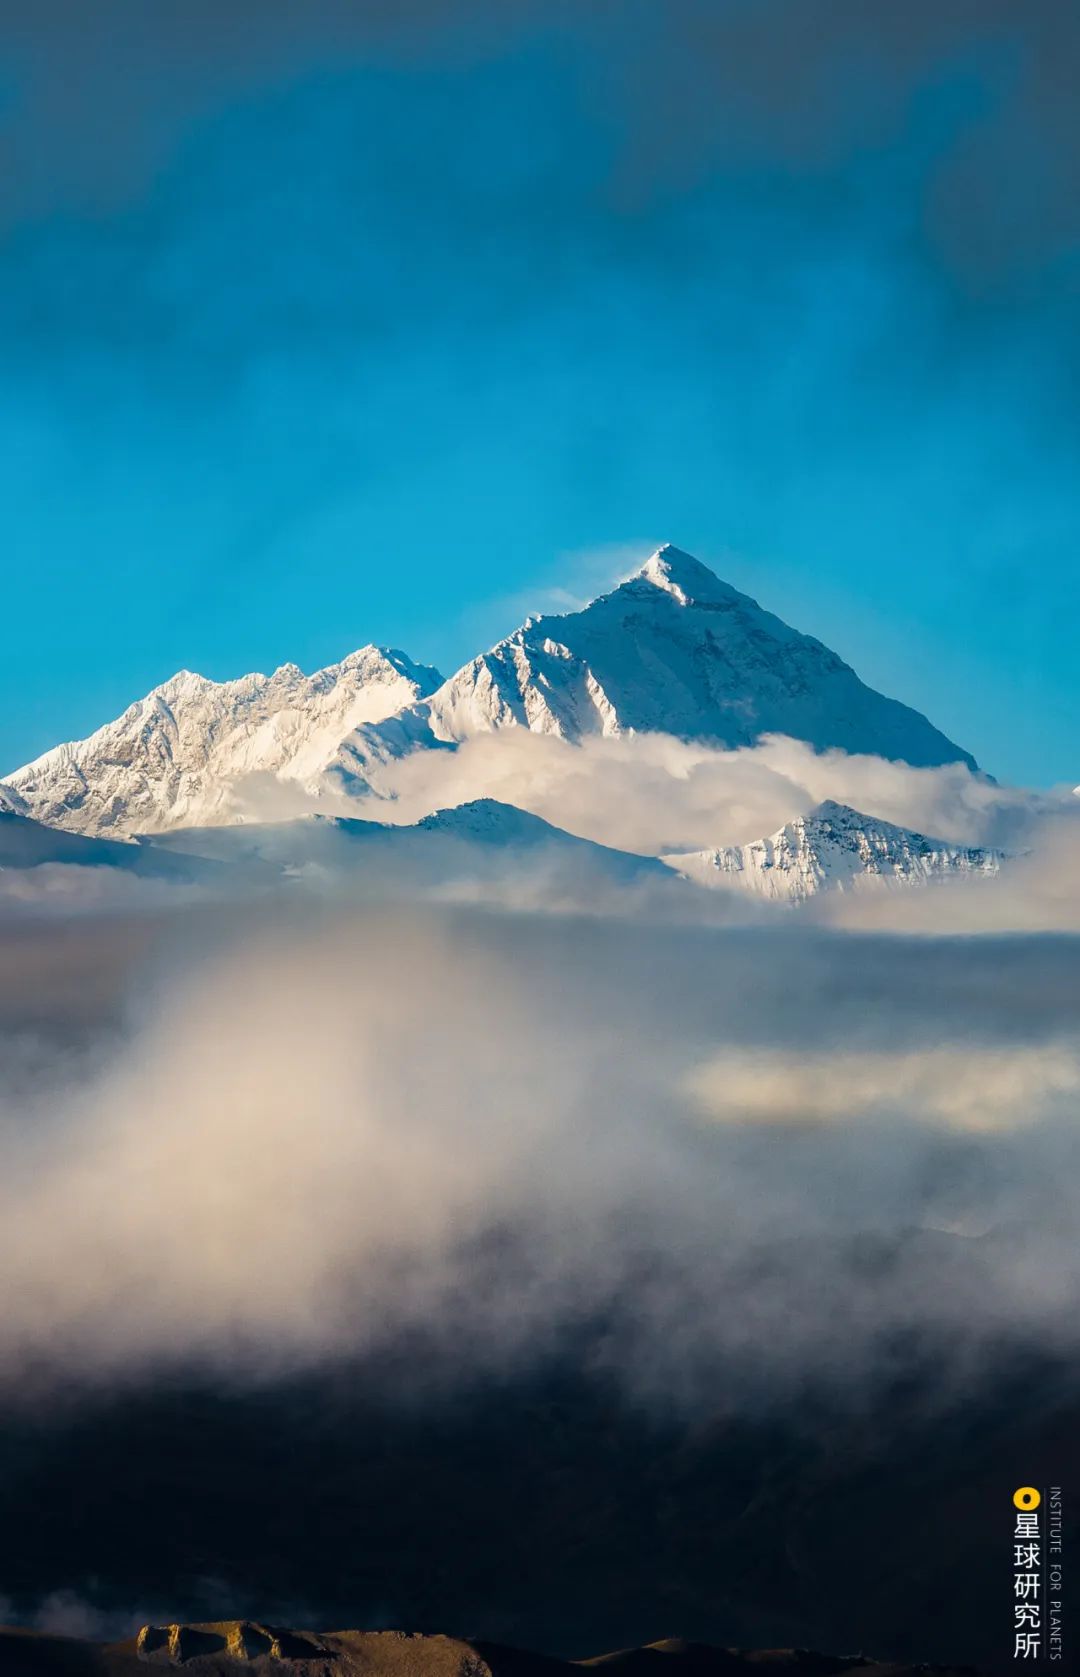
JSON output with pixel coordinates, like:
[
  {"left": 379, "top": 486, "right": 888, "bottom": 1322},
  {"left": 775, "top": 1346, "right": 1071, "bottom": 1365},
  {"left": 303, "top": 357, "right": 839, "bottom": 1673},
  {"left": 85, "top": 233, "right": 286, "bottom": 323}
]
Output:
[{"left": 347, "top": 729, "right": 1058, "bottom": 855}]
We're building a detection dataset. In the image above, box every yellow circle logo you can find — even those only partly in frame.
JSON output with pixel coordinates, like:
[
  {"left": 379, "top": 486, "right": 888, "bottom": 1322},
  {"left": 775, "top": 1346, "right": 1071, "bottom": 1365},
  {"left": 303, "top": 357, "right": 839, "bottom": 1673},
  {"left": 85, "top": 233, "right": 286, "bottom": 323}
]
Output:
[{"left": 1014, "top": 1487, "right": 1041, "bottom": 1511}]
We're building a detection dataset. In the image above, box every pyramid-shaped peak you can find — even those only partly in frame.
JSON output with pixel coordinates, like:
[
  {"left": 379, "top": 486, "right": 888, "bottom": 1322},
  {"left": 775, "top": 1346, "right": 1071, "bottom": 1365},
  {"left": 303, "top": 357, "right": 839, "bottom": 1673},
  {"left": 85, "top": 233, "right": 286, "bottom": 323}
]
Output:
[
  {"left": 802, "top": 799, "right": 923, "bottom": 838},
  {"left": 804, "top": 799, "right": 865, "bottom": 824},
  {"left": 634, "top": 544, "right": 747, "bottom": 607}
]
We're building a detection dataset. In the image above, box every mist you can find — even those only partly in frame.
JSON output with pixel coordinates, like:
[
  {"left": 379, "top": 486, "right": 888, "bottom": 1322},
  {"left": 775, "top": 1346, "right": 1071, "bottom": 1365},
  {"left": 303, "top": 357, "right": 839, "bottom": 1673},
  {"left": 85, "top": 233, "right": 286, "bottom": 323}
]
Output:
[{"left": 3, "top": 881, "right": 1080, "bottom": 1408}]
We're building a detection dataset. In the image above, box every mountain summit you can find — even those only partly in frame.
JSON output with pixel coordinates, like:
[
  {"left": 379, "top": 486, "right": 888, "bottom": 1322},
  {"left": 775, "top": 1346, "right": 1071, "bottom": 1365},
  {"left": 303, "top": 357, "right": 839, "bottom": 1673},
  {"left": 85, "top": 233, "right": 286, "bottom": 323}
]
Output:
[
  {"left": 637, "top": 542, "right": 757, "bottom": 605},
  {"left": 663, "top": 799, "right": 1004, "bottom": 901},
  {"left": 3, "top": 545, "right": 976, "bottom": 837}
]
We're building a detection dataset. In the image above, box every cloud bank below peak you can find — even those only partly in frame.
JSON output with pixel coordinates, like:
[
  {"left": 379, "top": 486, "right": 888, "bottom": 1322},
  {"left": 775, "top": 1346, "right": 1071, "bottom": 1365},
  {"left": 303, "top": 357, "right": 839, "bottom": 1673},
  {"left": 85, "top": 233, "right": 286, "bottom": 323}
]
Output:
[{"left": 4, "top": 898, "right": 1080, "bottom": 1401}]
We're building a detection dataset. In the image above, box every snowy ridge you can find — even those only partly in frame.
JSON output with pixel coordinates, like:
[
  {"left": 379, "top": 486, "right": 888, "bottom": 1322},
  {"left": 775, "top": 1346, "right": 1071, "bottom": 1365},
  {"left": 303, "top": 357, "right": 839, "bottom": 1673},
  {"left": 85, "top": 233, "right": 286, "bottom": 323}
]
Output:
[
  {"left": 5, "top": 648, "right": 442, "bottom": 837},
  {"left": 663, "top": 800, "right": 1005, "bottom": 902}
]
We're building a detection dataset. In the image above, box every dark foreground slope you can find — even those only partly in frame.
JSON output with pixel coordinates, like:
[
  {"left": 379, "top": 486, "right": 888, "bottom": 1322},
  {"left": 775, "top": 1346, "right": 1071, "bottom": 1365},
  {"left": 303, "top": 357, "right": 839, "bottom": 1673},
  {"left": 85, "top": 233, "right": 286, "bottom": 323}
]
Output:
[
  {"left": 0, "top": 1627, "right": 979, "bottom": 1677},
  {"left": 0, "top": 1347, "right": 1073, "bottom": 1677}
]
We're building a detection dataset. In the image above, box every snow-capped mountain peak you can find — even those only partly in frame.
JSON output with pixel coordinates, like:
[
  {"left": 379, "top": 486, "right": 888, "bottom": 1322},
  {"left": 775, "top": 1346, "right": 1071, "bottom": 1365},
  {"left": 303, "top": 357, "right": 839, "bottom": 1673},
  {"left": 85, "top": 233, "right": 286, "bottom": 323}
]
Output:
[
  {"left": 5, "top": 542, "right": 979, "bottom": 839},
  {"left": 327, "top": 544, "right": 976, "bottom": 788},
  {"left": 633, "top": 543, "right": 744, "bottom": 607},
  {"left": 662, "top": 801, "right": 1005, "bottom": 902},
  {"left": 5, "top": 646, "right": 443, "bottom": 837}
]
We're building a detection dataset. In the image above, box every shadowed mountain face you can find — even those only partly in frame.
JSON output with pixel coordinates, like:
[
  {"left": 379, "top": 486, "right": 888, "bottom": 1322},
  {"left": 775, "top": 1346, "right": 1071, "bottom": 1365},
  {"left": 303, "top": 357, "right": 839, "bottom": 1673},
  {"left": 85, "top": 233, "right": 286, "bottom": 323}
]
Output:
[
  {"left": 0, "top": 1625, "right": 981, "bottom": 1677},
  {"left": 0, "top": 812, "right": 220, "bottom": 880},
  {"left": 140, "top": 798, "right": 670, "bottom": 885},
  {"left": 0, "top": 1344, "right": 1072, "bottom": 1677}
]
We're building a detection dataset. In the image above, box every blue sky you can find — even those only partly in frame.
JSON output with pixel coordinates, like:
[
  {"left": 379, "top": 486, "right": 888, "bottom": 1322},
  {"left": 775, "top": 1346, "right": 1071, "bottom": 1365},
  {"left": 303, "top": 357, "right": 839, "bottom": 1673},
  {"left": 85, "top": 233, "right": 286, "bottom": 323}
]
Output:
[{"left": 2, "top": 2, "right": 1079, "bottom": 785}]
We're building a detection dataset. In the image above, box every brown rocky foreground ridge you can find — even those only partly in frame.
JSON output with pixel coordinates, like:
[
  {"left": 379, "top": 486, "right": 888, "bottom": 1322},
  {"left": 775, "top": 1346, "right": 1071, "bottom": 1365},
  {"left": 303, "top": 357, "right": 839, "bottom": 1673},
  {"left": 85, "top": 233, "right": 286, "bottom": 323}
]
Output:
[{"left": 0, "top": 1626, "right": 980, "bottom": 1677}]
